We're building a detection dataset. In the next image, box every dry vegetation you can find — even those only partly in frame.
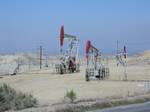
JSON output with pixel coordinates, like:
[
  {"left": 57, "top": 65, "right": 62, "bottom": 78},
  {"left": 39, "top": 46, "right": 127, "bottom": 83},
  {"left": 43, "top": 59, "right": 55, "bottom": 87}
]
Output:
[
  {"left": 0, "top": 84, "right": 37, "bottom": 111},
  {"left": 0, "top": 51, "right": 149, "bottom": 111}
]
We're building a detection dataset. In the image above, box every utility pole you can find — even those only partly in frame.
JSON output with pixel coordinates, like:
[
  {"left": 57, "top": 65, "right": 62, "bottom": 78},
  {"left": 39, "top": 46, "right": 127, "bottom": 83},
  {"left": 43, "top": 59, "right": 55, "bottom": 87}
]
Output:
[
  {"left": 117, "top": 40, "right": 119, "bottom": 54},
  {"left": 116, "top": 40, "right": 120, "bottom": 80},
  {"left": 123, "top": 46, "right": 127, "bottom": 81},
  {"left": 116, "top": 40, "right": 119, "bottom": 67},
  {"left": 40, "top": 46, "right": 42, "bottom": 69}
]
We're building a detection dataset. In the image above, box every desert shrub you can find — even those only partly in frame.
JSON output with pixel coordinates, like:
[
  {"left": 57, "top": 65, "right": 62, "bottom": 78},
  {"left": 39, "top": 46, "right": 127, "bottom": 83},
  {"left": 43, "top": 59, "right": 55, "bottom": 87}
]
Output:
[
  {"left": 0, "top": 84, "right": 37, "bottom": 111},
  {"left": 56, "top": 106, "right": 85, "bottom": 112},
  {"left": 92, "top": 102, "right": 112, "bottom": 109},
  {"left": 65, "top": 89, "right": 77, "bottom": 103}
]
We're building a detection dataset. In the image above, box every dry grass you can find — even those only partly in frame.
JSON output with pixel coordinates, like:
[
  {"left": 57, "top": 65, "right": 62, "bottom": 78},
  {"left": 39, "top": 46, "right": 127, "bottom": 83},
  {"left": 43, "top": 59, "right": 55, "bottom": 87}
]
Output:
[
  {"left": 0, "top": 83, "right": 37, "bottom": 111},
  {"left": 55, "top": 95, "right": 150, "bottom": 112},
  {"left": 0, "top": 51, "right": 149, "bottom": 111}
]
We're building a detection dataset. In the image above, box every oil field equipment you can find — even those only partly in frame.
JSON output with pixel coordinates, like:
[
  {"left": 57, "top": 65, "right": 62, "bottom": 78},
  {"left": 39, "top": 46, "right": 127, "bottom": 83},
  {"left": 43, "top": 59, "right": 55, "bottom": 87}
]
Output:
[
  {"left": 55, "top": 25, "right": 80, "bottom": 74},
  {"left": 85, "top": 40, "right": 109, "bottom": 81},
  {"left": 116, "top": 42, "right": 127, "bottom": 80}
]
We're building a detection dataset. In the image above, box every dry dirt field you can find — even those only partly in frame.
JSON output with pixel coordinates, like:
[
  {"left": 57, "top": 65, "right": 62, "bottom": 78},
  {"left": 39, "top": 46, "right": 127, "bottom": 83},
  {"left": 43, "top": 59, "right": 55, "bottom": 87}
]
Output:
[{"left": 0, "top": 51, "right": 150, "bottom": 106}]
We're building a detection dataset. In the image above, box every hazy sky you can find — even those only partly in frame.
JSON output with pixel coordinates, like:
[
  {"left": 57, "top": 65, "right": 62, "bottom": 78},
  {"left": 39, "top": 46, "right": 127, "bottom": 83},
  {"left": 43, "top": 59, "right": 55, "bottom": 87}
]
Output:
[{"left": 0, "top": 0, "right": 150, "bottom": 54}]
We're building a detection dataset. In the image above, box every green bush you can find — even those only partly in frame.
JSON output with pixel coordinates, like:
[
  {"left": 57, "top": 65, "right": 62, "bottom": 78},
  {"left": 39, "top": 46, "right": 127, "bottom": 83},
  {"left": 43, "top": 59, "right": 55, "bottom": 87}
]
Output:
[
  {"left": 0, "top": 84, "right": 37, "bottom": 111},
  {"left": 65, "top": 89, "right": 77, "bottom": 103}
]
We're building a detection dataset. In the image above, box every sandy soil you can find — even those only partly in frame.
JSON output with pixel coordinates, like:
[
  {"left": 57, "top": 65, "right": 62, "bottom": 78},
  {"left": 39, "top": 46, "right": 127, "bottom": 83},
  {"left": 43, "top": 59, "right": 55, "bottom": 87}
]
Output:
[{"left": 0, "top": 51, "right": 150, "bottom": 106}]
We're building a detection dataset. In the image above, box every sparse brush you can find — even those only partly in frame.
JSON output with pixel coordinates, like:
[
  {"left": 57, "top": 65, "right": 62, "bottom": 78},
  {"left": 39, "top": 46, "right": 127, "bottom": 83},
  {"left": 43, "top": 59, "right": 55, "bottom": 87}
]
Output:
[
  {"left": 0, "top": 83, "right": 37, "bottom": 111},
  {"left": 65, "top": 89, "right": 77, "bottom": 103},
  {"left": 56, "top": 105, "right": 85, "bottom": 112}
]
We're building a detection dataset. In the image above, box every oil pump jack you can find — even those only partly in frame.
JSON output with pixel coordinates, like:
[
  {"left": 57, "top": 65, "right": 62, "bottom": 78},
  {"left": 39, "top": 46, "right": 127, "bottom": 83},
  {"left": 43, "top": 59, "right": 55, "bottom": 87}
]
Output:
[
  {"left": 85, "top": 40, "right": 109, "bottom": 81},
  {"left": 55, "top": 26, "right": 80, "bottom": 74}
]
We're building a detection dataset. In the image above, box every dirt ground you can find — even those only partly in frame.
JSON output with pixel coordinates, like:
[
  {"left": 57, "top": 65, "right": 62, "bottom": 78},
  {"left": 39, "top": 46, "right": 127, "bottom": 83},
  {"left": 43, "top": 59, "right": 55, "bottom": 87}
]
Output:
[{"left": 0, "top": 54, "right": 150, "bottom": 106}]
